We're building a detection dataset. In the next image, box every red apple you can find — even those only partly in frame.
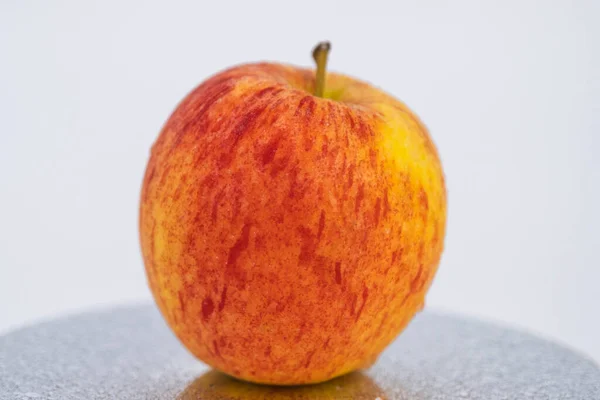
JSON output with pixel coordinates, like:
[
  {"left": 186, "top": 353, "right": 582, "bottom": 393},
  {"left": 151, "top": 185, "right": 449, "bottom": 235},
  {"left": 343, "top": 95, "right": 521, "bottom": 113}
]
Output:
[{"left": 140, "top": 42, "right": 446, "bottom": 384}]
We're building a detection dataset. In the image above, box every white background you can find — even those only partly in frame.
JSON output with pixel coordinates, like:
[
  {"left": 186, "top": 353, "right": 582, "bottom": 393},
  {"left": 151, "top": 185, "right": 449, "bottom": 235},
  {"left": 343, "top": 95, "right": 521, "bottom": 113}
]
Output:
[{"left": 1, "top": 1, "right": 599, "bottom": 363}]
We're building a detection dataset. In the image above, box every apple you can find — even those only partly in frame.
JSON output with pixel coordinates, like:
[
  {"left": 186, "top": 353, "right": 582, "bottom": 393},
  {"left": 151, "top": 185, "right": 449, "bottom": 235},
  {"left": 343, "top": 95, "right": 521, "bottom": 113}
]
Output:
[{"left": 139, "top": 42, "right": 446, "bottom": 385}]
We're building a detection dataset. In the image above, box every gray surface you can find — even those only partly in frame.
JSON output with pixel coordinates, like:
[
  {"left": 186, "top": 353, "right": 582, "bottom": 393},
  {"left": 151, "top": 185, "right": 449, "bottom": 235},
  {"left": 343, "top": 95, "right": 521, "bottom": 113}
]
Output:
[{"left": 0, "top": 305, "right": 598, "bottom": 399}]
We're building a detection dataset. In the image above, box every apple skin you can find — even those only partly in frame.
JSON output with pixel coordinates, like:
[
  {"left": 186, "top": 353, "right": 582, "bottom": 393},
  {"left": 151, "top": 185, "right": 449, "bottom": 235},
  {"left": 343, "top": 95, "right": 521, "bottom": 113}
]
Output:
[{"left": 139, "top": 62, "right": 446, "bottom": 385}]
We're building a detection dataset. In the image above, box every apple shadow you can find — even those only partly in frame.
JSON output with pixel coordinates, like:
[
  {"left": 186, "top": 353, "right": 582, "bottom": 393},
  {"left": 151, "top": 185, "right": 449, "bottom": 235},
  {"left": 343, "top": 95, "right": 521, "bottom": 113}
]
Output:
[{"left": 177, "top": 369, "right": 389, "bottom": 400}]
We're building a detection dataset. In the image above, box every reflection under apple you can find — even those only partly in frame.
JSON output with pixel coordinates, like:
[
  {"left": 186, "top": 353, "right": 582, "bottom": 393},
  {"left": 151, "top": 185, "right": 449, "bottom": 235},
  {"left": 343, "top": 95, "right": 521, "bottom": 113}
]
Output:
[{"left": 177, "top": 369, "right": 388, "bottom": 400}]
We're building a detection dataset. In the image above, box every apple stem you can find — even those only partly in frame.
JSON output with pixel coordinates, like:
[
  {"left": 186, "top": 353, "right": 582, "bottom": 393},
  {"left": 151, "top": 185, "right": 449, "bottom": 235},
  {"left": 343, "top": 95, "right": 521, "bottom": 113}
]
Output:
[{"left": 312, "top": 41, "right": 331, "bottom": 98}]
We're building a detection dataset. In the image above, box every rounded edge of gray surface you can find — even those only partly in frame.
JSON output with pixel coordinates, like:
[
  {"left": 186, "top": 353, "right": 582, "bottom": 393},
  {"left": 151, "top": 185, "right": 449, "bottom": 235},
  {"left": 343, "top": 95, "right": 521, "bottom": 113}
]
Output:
[{"left": 0, "top": 304, "right": 598, "bottom": 400}]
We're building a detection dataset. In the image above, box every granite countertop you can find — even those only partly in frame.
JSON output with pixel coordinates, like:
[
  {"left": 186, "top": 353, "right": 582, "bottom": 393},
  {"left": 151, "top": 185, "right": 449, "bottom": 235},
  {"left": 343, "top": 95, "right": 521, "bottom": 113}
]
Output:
[{"left": 1, "top": 304, "right": 599, "bottom": 399}]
